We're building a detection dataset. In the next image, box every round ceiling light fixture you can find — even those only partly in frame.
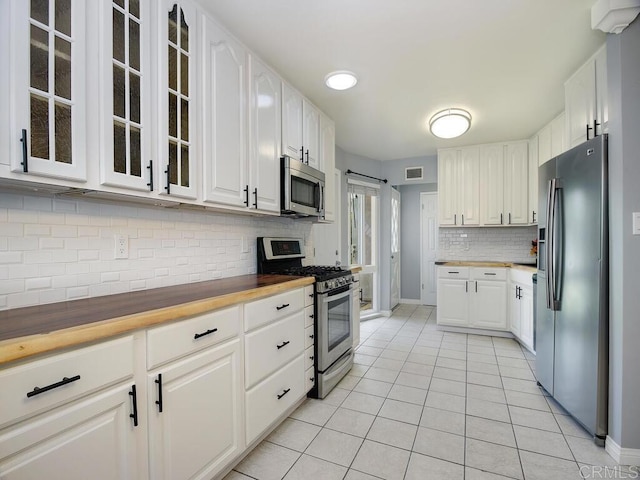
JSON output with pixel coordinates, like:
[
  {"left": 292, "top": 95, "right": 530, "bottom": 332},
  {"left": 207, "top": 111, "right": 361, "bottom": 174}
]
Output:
[
  {"left": 325, "top": 71, "right": 358, "bottom": 90},
  {"left": 429, "top": 108, "right": 472, "bottom": 139}
]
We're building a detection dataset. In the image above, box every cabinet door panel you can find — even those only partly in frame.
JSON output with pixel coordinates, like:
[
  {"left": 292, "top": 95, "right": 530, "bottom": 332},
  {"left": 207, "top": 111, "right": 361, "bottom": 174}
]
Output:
[
  {"left": 319, "top": 115, "right": 336, "bottom": 221},
  {"left": 528, "top": 137, "right": 539, "bottom": 224},
  {"left": 302, "top": 99, "right": 320, "bottom": 169},
  {"left": 470, "top": 280, "right": 507, "bottom": 330},
  {"left": 0, "top": 384, "right": 139, "bottom": 480},
  {"left": 8, "top": 0, "right": 87, "bottom": 181},
  {"left": 203, "top": 18, "right": 247, "bottom": 207},
  {"left": 565, "top": 61, "right": 595, "bottom": 149},
  {"left": 282, "top": 84, "right": 303, "bottom": 159},
  {"left": 509, "top": 282, "right": 521, "bottom": 337},
  {"left": 436, "top": 279, "right": 468, "bottom": 326},
  {"left": 519, "top": 286, "right": 534, "bottom": 351},
  {"left": 479, "top": 145, "right": 504, "bottom": 225},
  {"left": 504, "top": 142, "right": 529, "bottom": 225},
  {"left": 148, "top": 339, "right": 242, "bottom": 480},
  {"left": 437, "top": 149, "right": 458, "bottom": 225},
  {"left": 249, "top": 56, "right": 281, "bottom": 213},
  {"left": 459, "top": 147, "right": 480, "bottom": 225}
]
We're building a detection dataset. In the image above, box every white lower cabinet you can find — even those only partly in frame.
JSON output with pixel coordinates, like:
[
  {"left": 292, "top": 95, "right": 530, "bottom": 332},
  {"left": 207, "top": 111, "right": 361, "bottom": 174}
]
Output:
[
  {"left": 147, "top": 339, "right": 243, "bottom": 480},
  {"left": 437, "top": 267, "right": 507, "bottom": 330},
  {"left": 509, "top": 269, "right": 535, "bottom": 352}
]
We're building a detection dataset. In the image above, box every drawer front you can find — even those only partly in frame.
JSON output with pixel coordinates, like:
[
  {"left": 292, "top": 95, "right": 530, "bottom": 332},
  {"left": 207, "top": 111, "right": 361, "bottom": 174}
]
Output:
[
  {"left": 304, "top": 285, "right": 315, "bottom": 307},
  {"left": 438, "top": 266, "right": 469, "bottom": 279},
  {"left": 304, "top": 305, "right": 315, "bottom": 328},
  {"left": 245, "top": 311, "right": 305, "bottom": 388},
  {"left": 509, "top": 268, "right": 534, "bottom": 286},
  {"left": 304, "top": 346, "right": 315, "bottom": 371},
  {"left": 305, "top": 366, "right": 315, "bottom": 392},
  {"left": 147, "top": 306, "right": 241, "bottom": 369},
  {"left": 471, "top": 267, "right": 507, "bottom": 281},
  {"left": 245, "top": 355, "right": 305, "bottom": 444},
  {"left": 0, "top": 336, "right": 134, "bottom": 428},
  {"left": 304, "top": 325, "right": 315, "bottom": 349},
  {"left": 244, "top": 288, "right": 304, "bottom": 332}
]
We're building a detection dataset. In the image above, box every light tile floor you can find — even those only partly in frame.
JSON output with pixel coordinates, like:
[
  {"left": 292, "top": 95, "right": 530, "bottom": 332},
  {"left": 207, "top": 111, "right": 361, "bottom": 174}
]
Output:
[{"left": 225, "top": 304, "right": 633, "bottom": 480}]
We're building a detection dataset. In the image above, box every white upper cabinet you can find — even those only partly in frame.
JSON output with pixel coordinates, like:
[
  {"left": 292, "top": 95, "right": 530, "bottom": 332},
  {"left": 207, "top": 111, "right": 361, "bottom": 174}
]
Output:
[
  {"left": 202, "top": 17, "right": 248, "bottom": 207},
  {"left": 281, "top": 84, "right": 303, "bottom": 160},
  {"left": 99, "top": 0, "right": 153, "bottom": 191},
  {"left": 5, "top": 0, "right": 87, "bottom": 182},
  {"left": 528, "top": 135, "right": 538, "bottom": 224},
  {"left": 504, "top": 141, "right": 529, "bottom": 225},
  {"left": 479, "top": 144, "right": 504, "bottom": 226},
  {"left": 437, "top": 148, "right": 459, "bottom": 226},
  {"left": 156, "top": 0, "right": 199, "bottom": 200},
  {"left": 459, "top": 147, "right": 480, "bottom": 226},
  {"left": 437, "top": 147, "right": 479, "bottom": 226},
  {"left": 302, "top": 99, "right": 320, "bottom": 169},
  {"left": 319, "top": 113, "right": 336, "bottom": 222},
  {"left": 565, "top": 45, "right": 607, "bottom": 149},
  {"left": 249, "top": 55, "right": 281, "bottom": 213}
]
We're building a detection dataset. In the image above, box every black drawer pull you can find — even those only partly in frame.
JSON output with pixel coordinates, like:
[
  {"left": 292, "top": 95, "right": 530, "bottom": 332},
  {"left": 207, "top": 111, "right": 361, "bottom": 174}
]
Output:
[
  {"left": 484, "top": 273, "right": 497, "bottom": 276},
  {"left": 277, "top": 388, "right": 291, "bottom": 400},
  {"left": 309, "top": 356, "right": 314, "bottom": 360},
  {"left": 20, "top": 128, "right": 29, "bottom": 172},
  {"left": 277, "top": 341, "right": 290, "bottom": 350},
  {"left": 308, "top": 293, "right": 314, "bottom": 298},
  {"left": 309, "top": 314, "right": 314, "bottom": 319},
  {"left": 448, "top": 271, "right": 459, "bottom": 274},
  {"left": 309, "top": 334, "right": 314, "bottom": 339},
  {"left": 194, "top": 328, "right": 218, "bottom": 340},
  {"left": 276, "top": 303, "right": 290, "bottom": 311},
  {"left": 155, "top": 374, "right": 163, "bottom": 413},
  {"left": 309, "top": 377, "right": 315, "bottom": 382},
  {"left": 147, "top": 160, "right": 154, "bottom": 191},
  {"left": 27, "top": 375, "right": 81, "bottom": 398},
  {"left": 129, "top": 384, "right": 139, "bottom": 427}
]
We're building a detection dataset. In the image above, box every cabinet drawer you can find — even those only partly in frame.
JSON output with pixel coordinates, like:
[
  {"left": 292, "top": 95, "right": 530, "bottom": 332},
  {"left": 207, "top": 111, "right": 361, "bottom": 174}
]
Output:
[
  {"left": 244, "top": 288, "right": 304, "bottom": 332},
  {"left": 304, "top": 325, "right": 315, "bottom": 349},
  {"left": 304, "top": 346, "right": 315, "bottom": 370},
  {"left": 305, "top": 366, "right": 315, "bottom": 392},
  {"left": 245, "top": 311, "right": 305, "bottom": 388},
  {"left": 0, "top": 336, "right": 134, "bottom": 428},
  {"left": 304, "top": 285, "right": 315, "bottom": 307},
  {"left": 147, "top": 306, "right": 241, "bottom": 369},
  {"left": 438, "top": 266, "right": 469, "bottom": 279},
  {"left": 509, "top": 268, "right": 534, "bottom": 286},
  {"left": 245, "top": 355, "right": 305, "bottom": 444},
  {"left": 304, "top": 305, "right": 315, "bottom": 328},
  {"left": 471, "top": 267, "right": 507, "bottom": 281}
]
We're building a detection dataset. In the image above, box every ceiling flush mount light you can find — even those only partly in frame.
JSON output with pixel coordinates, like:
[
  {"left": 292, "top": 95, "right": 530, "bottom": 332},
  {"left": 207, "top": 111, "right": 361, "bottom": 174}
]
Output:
[
  {"left": 429, "top": 108, "right": 472, "bottom": 139},
  {"left": 325, "top": 71, "right": 358, "bottom": 91}
]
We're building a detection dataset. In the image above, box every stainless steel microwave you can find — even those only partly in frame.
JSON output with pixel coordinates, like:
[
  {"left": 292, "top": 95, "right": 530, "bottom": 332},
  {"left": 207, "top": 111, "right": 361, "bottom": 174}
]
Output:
[{"left": 281, "top": 155, "right": 325, "bottom": 218}]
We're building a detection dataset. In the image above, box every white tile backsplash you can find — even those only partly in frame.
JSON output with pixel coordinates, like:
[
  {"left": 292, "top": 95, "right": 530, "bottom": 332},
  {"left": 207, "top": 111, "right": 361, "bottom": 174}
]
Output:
[
  {"left": 0, "top": 192, "right": 314, "bottom": 310},
  {"left": 438, "top": 226, "right": 537, "bottom": 264}
]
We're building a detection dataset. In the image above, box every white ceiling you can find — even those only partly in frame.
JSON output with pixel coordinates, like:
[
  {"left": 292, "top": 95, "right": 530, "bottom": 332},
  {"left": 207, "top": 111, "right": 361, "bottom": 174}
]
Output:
[{"left": 200, "top": 0, "right": 606, "bottom": 161}]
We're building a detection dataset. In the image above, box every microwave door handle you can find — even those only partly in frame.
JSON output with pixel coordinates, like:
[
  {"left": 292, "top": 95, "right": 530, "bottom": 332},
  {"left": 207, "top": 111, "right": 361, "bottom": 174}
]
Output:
[{"left": 319, "top": 184, "right": 325, "bottom": 216}]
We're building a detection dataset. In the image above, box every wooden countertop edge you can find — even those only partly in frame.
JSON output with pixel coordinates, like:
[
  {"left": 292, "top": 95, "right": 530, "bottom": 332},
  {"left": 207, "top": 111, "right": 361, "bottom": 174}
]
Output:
[
  {"left": 0, "top": 276, "right": 314, "bottom": 365},
  {"left": 350, "top": 265, "right": 363, "bottom": 273},
  {"left": 436, "top": 261, "right": 537, "bottom": 272}
]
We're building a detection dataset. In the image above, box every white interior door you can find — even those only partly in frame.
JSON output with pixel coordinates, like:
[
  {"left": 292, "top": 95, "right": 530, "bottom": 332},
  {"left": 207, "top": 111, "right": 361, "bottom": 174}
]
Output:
[
  {"left": 421, "top": 192, "right": 438, "bottom": 305},
  {"left": 390, "top": 187, "right": 401, "bottom": 309},
  {"left": 313, "top": 169, "right": 341, "bottom": 265}
]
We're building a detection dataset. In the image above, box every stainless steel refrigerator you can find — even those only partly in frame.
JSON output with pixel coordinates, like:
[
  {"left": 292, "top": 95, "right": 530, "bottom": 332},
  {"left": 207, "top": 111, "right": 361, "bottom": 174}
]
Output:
[{"left": 536, "top": 134, "right": 608, "bottom": 444}]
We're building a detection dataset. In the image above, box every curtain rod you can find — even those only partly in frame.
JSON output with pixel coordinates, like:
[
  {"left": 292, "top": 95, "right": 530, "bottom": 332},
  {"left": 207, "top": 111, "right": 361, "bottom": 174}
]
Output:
[{"left": 345, "top": 169, "right": 388, "bottom": 184}]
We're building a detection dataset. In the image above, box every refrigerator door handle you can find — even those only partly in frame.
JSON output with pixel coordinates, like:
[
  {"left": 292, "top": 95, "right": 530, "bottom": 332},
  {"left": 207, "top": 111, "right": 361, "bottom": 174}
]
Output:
[{"left": 545, "top": 178, "right": 556, "bottom": 310}]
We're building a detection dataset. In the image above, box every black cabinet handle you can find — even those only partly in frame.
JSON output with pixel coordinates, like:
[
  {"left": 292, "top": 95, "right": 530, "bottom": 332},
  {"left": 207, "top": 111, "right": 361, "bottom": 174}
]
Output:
[
  {"left": 26, "top": 375, "right": 81, "bottom": 398},
  {"left": 243, "top": 185, "right": 249, "bottom": 206},
  {"left": 309, "top": 355, "right": 314, "bottom": 360},
  {"left": 594, "top": 119, "right": 601, "bottom": 137},
  {"left": 129, "top": 384, "right": 139, "bottom": 427},
  {"left": 309, "top": 334, "right": 314, "bottom": 339},
  {"left": 461, "top": 214, "right": 464, "bottom": 225},
  {"left": 484, "top": 272, "right": 497, "bottom": 276},
  {"left": 508, "top": 212, "right": 512, "bottom": 225},
  {"left": 300, "top": 147, "right": 304, "bottom": 162},
  {"left": 500, "top": 213, "right": 503, "bottom": 225},
  {"left": 475, "top": 281, "right": 478, "bottom": 293},
  {"left": 448, "top": 271, "right": 459, "bottom": 274},
  {"left": 309, "top": 314, "right": 314, "bottom": 319},
  {"left": 164, "top": 164, "right": 171, "bottom": 195},
  {"left": 308, "top": 293, "right": 314, "bottom": 298},
  {"left": 253, "top": 187, "right": 258, "bottom": 208},
  {"left": 276, "top": 303, "right": 290, "bottom": 311},
  {"left": 277, "top": 388, "right": 291, "bottom": 400},
  {"left": 147, "top": 160, "right": 154, "bottom": 191},
  {"left": 465, "top": 281, "right": 468, "bottom": 293},
  {"left": 454, "top": 214, "right": 457, "bottom": 225},
  {"left": 586, "top": 123, "right": 593, "bottom": 140},
  {"left": 305, "top": 149, "right": 309, "bottom": 164},
  {"left": 155, "top": 373, "right": 163, "bottom": 413},
  {"left": 20, "top": 128, "right": 28, "bottom": 172},
  {"left": 532, "top": 211, "right": 536, "bottom": 223},
  {"left": 277, "top": 340, "right": 290, "bottom": 350},
  {"left": 194, "top": 327, "right": 218, "bottom": 340}
]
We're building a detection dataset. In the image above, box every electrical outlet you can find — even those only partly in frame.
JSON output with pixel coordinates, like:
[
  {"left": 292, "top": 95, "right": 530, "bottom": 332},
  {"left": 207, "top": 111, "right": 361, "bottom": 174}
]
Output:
[{"left": 115, "top": 234, "right": 129, "bottom": 259}]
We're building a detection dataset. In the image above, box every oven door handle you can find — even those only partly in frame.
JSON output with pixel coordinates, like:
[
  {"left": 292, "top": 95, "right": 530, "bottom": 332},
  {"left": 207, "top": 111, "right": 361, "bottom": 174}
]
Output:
[{"left": 321, "top": 285, "right": 352, "bottom": 299}]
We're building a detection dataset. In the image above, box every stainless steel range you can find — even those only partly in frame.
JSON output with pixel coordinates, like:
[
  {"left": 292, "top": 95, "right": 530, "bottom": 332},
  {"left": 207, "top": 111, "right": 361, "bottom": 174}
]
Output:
[{"left": 257, "top": 237, "right": 355, "bottom": 398}]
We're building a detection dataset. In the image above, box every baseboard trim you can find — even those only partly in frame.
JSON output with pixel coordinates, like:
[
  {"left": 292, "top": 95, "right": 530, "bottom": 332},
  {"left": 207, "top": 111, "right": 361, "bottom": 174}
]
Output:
[
  {"left": 399, "top": 298, "right": 421, "bottom": 305},
  {"left": 436, "top": 324, "right": 515, "bottom": 338},
  {"left": 380, "top": 310, "right": 392, "bottom": 317},
  {"left": 606, "top": 436, "right": 640, "bottom": 465}
]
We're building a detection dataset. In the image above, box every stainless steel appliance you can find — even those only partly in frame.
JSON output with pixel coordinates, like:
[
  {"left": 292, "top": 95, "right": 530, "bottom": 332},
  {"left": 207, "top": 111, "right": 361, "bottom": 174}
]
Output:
[
  {"left": 257, "top": 237, "right": 354, "bottom": 398},
  {"left": 536, "top": 134, "right": 608, "bottom": 444},
  {"left": 281, "top": 155, "right": 325, "bottom": 218}
]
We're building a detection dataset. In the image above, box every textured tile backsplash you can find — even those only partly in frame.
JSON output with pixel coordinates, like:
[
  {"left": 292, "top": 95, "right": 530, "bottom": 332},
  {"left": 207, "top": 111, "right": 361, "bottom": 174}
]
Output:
[
  {"left": 0, "top": 192, "right": 314, "bottom": 311},
  {"left": 438, "top": 226, "right": 538, "bottom": 264}
]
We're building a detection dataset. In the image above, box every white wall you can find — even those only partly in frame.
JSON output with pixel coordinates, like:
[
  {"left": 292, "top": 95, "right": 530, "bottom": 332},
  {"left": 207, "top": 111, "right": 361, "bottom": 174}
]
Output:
[{"left": 0, "top": 191, "right": 313, "bottom": 311}]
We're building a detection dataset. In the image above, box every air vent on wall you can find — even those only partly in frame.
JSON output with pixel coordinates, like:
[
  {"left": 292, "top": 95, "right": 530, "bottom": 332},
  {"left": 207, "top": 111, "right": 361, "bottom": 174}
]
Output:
[{"left": 405, "top": 167, "right": 423, "bottom": 181}]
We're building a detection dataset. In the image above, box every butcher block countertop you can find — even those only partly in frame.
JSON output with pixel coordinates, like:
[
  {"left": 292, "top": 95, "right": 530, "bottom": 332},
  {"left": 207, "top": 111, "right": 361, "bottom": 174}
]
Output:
[
  {"left": 0, "top": 274, "right": 314, "bottom": 365},
  {"left": 436, "top": 260, "right": 537, "bottom": 273}
]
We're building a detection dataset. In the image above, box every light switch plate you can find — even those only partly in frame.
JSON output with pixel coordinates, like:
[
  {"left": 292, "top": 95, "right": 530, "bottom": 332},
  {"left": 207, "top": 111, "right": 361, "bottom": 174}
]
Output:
[{"left": 633, "top": 212, "right": 640, "bottom": 235}]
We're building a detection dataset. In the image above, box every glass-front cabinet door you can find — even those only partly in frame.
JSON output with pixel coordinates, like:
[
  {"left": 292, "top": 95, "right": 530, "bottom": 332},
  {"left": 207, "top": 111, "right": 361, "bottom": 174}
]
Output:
[
  {"left": 100, "top": 0, "right": 152, "bottom": 191},
  {"left": 157, "top": 0, "right": 197, "bottom": 199},
  {"left": 7, "top": 0, "right": 87, "bottom": 182}
]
